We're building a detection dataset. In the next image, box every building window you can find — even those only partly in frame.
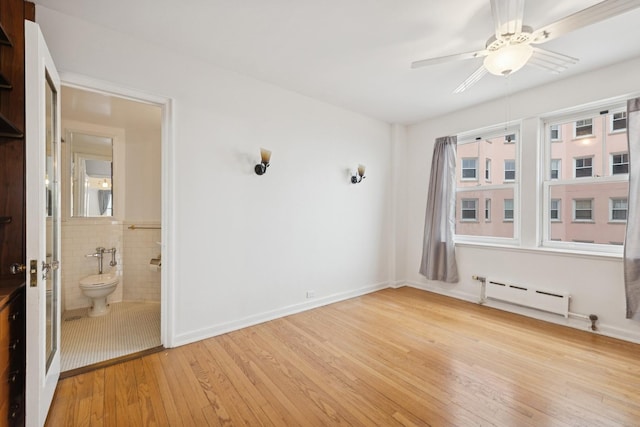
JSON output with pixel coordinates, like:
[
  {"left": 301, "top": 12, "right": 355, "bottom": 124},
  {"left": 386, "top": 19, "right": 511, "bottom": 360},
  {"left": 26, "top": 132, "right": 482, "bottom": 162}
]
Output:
[
  {"left": 550, "top": 159, "right": 561, "bottom": 180},
  {"left": 461, "top": 199, "right": 478, "bottom": 221},
  {"left": 611, "top": 111, "right": 627, "bottom": 132},
  {"left": 574, "top": 157, "right": 593, "bottom": 178},
  {"left": 574, "top": 119, "right": 593, "bottom": 138},
  {"left": 461, "top": 158, "right": 478, "bottom": 180},
  {"left": 550, "top": 124, "right": 561, "bottom": 141},
  {"left": 573, "top": 199, "right": 593, "bottom": 221},
  {"left": 611, "top": 153, "right": 629, "bottom": 175},
  {"left": 485, "top": 158, "right": 491, "bottom": 181},
  {"left": 504, "top": 199, "right": 514, "bottom": 221},
  {"left": 485, "top": 199, "right": 491, "bottom": 221},
  {"left": 504, "top": 133, "right": 516, "bottom": 144},
  {"left": 610, "top": 198, "right": 628, "bottom": 222},
  {"left": 550, "top": 199, "right": 561, "bottom": 221},
  {"left": 504, "top": 160, "right": 516, "bottom": 181}
]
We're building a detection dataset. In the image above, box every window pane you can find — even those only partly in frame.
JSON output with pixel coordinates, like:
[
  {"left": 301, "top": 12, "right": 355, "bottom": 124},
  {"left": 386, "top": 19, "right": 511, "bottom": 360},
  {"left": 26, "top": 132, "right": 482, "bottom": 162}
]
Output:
[
  {"left": 548, "top": 182, "right": 628, "bottom": 244},
  {"left": 456, "top": 189, "right": 514, "bottom": 237}
]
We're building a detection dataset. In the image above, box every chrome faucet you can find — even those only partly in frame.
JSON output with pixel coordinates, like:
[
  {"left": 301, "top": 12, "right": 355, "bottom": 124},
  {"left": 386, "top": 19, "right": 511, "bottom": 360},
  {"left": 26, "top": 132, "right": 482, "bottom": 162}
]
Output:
[{"left": 85, "top": 247, "right": 117, "bottom": 274}]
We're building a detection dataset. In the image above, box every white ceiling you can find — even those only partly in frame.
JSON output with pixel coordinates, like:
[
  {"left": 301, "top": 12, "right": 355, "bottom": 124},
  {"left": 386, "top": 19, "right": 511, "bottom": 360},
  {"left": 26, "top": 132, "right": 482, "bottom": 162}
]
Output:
[{"left": 35, "top": 0, "right": 640, "bottom": 124}]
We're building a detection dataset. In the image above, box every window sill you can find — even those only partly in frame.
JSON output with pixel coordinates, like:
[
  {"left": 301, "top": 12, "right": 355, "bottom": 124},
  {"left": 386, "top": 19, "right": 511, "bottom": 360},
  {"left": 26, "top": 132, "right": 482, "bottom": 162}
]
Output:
[
  {"left": 455, "top": 241, "right": 623, "bottom": 260},
  {"left": 571, "top": 220, "right": 595, "bottom": 224},
  {"left": 608, "top": 221, "right": 627, "bottom": 224}
]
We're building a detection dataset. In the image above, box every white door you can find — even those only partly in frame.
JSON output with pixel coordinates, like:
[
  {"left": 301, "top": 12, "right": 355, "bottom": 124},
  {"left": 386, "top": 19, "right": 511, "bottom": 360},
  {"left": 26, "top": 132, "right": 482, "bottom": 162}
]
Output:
[{"left": 25, "top": 20, "right": 62, "bottom": 427}]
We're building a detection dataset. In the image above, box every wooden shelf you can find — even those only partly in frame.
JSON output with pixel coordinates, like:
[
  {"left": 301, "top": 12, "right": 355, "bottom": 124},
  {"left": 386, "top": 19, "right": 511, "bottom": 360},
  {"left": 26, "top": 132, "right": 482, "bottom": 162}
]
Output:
[
  {"left": 0, "top": 21, "right": 11, "bottom": 46},
  {"left": 0, "top": 112, "right": 22, "bottom": 139},
  {"left": 0, "top": 72, "right": 11, "bottom": 90}
]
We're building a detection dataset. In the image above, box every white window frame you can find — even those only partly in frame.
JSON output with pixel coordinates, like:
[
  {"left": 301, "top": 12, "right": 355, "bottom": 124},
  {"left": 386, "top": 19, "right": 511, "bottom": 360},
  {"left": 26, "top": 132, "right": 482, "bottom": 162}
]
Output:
[
  {"left": 574, "top": 118, "right": 593, "bottom": 138},
  {"left": 574, "top": 156, "right": 593, "bottom": 178},
  {"left": 550, "top": 124, "right": 562, "bottom": 141},
  {"left": 550, "top": 199, "right": 561, "bottom": 222},
  {"left": 610, "top": 111, "right": 627, "bottom": 133},
  {"left": 550, "top": 159, "right": 561, "bottom": 180},
  {"left": 610, "top": 198, "right": 628, "bottom": 222},
  {"left": 542, "top": 100, "right": 629, "bottom": 255},
  {"left": 504, "top": 159, "right": 516, "bottom": 182},
  {"left": 461, "top": 157, "right": 478, "bottom": 181},
  {"left": 573, "top": 198, "right": 594, "bottom": 222},
  {"left": 611, "top": 152, "right": 629, "bottom": 175},
  {"left": 455, "top": 123, "right": 520, "bottom": 246},
  {"left": 461, "top": 198, "right": 478, "bottom": 222}
]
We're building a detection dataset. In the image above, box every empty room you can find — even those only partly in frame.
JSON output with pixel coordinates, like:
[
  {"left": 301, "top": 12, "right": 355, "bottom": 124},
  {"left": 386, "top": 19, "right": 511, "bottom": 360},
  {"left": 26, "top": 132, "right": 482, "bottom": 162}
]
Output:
[{"left": 1, "top": 0, "right": 639, "bottom": 426}]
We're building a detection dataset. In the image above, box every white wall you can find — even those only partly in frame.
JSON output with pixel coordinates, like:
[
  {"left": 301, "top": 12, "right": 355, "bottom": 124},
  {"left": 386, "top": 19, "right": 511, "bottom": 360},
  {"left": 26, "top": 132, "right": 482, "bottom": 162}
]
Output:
[
  {"left": 405, "top": 57, "right": 640, "bottom": 343},
  {"left": 36, "top": 7, "right": 393, "bottom": 345}
]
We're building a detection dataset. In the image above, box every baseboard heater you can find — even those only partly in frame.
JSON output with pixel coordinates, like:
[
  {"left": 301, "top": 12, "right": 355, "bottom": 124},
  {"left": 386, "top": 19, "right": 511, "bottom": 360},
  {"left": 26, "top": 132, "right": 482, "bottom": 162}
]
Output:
[{"left": 484, "top": 279, "right": 570, "bottom": 318}]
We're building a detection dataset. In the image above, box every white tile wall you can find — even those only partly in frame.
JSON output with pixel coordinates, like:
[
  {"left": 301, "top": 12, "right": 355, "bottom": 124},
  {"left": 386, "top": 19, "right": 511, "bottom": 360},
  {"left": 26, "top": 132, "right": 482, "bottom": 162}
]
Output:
[
  {"left": 61, "top": 220, "right": 161, "bottom": 311},
  {"left": 123, "top": 222, "right": 161, "bottom": 302}
]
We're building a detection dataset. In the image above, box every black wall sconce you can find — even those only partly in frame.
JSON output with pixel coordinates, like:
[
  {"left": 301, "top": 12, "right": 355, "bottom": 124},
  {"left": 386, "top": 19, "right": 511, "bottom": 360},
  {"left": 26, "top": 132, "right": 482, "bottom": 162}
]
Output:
[
  {"left": 351, "top": 164, "right": 366, "bottom": 184},
  {"left": 254, "top": 148, "right": 272, "bottom": 175}
]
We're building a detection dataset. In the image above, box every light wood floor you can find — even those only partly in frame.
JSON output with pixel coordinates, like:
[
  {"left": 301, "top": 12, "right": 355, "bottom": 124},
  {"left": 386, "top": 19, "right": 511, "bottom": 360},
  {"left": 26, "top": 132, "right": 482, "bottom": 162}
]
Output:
[{"left": 45, "top": 287, "right": 640, "bottom": 426}]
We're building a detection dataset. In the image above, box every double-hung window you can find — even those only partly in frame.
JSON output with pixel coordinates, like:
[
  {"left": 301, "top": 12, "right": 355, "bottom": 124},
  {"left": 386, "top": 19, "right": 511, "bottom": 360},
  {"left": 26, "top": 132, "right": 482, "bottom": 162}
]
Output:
[
  {"left": 611, "top": 153, "right": 629, "bottom": 175},
  {"left": 461, "top": 158, "right": 478, "bottom": 180},
  {"left": 542, "top": 104, "right": 629, "bottom": 253},
  {"left": 455, "top": 125, "right": 519, "bottom": 243}
]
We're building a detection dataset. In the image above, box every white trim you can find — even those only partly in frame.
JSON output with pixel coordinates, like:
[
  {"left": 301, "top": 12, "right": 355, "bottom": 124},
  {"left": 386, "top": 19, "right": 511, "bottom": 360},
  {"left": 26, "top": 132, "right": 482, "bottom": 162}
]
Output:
[{"left": 59, "top": 72, "right": 176, "bottom": 347}]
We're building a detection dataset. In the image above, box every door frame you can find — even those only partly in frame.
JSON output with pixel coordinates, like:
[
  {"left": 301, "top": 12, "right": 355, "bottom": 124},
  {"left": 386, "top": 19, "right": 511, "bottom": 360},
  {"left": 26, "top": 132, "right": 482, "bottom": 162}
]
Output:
[{"left": 59, "top": 72, "right": 176, "bottom": 347}]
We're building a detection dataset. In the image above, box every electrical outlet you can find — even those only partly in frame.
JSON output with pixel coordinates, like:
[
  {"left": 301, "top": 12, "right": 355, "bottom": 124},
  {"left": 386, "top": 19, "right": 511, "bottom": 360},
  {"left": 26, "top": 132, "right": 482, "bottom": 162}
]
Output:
[{"left": 306, "top": 290, "right": 316, "bottom": 299}]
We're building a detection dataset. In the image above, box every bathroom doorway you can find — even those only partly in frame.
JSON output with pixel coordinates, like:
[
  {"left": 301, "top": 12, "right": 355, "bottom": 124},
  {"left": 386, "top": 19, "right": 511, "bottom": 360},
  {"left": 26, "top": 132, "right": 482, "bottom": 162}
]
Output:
[{"left": 58, "top": 83, "right": 165, "bottom": 375}]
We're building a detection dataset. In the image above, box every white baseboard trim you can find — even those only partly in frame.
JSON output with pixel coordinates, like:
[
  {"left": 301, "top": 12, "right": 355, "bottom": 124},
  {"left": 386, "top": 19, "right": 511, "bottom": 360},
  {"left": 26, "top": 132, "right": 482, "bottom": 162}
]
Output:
[
  {"left": 403, "top": 281, "right": 640, "bottom": 345},
  {"left": 172, "top": 281, "right": 390, "bottom": 347}
]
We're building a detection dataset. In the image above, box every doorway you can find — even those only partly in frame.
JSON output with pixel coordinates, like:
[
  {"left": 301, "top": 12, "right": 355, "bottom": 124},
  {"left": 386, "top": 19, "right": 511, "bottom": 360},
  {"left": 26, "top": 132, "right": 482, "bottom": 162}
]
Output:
[{"left": 58, "top": 83, "right": 166, "bottom": 374}]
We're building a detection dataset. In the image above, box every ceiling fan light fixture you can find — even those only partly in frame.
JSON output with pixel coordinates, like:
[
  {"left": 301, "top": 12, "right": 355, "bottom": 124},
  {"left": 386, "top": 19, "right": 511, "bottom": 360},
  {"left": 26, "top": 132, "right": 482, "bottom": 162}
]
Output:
[{"left": 483, "top": 43, "right": 533, "bottom": 76}]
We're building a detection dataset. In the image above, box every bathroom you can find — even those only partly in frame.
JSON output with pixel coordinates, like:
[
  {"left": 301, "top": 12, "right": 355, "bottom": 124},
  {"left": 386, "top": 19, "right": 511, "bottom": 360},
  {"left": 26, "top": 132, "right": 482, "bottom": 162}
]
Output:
[{"left": 57, "top": 85, "right": 163, "bottom": 373}]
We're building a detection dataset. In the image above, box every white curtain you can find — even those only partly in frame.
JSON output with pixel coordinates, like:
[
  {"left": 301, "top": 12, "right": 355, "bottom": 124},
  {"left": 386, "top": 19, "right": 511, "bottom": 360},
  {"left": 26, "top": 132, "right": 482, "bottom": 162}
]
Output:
[
  {"left": 624, "top": 97, "right": 640, "bottom": 320},
  {"left": 419, "top": 136, "right": 459, "bottom": 283}
]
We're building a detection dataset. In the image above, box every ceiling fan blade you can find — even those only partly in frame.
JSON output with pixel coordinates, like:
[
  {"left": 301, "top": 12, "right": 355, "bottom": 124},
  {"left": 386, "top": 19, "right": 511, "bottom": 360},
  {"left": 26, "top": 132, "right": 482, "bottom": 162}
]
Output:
[
  {"left": 453, "top": 66, "right": 488, "bottom": 94},
  {"left": 529, "top": 48, "right": 578, "bottom": 73},
  {"left": 532, "top": 0, "right": 640, "bottom": 44},
  {"left": 411, "top": 50, "right": 489, "bottom": 69},
  {"left": 491, "top": 0, "right": 525, "bottom": 39}
]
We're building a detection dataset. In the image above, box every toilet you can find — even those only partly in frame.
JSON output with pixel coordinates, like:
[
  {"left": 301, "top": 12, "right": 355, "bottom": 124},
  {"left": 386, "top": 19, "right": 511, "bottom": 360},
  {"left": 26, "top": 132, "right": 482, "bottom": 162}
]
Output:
[{"left": 79, "top": 272, "right": 119, "bottom": 317}]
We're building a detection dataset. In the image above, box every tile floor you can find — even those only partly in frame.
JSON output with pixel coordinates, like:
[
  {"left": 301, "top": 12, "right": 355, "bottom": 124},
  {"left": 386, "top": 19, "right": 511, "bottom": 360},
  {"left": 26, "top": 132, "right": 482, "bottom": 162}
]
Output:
[{"left": 61, "top": 301, "right": 161, "bottom": 372}]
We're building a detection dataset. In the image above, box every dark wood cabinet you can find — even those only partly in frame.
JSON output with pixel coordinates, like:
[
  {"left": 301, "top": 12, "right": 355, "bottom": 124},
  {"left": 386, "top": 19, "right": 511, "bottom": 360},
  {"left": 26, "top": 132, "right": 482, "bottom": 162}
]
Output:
[{"left": 0, "top": 284, "right": 25, "bottom": 427}]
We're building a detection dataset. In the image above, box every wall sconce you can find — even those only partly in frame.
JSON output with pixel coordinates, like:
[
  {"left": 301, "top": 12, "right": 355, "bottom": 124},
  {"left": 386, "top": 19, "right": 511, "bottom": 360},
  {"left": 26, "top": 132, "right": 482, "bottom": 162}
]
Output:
[
  {"left": 351, "top": 164, "right": 366, "bottom": 184},
  {"left": 254, "top": 148, "right": 272, "bottom": 175}
]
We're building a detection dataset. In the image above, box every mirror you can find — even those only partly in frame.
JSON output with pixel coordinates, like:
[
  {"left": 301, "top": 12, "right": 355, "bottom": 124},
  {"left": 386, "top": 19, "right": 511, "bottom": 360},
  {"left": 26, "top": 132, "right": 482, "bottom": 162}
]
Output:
[{"left": 69, "top": 132, "right": 113, "bottom": 217}]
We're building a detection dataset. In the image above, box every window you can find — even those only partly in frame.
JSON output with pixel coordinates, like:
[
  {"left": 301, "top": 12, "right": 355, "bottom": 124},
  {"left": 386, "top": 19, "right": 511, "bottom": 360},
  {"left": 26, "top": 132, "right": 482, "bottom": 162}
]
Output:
[
  {"left": 504, "top": 160, "right": 516, "bottom": 181},
  {"left": 504, "top": 199, "right": 514, "bottom": 221},
  {"left": 573, "top": 199, "right": 593, "bottom": 221},
  {"left": 611, "top": 111, "right": 627, "bottom": 132},
  {"left": 550, "top": 199, "right": 561, "bottom": 221},
  {"left": 611, "top": 153, "right": 629, "bottom": 175},
  {"left": 574, "top": 157, "right": 593, "bottom": 178},
  {"left": 455, "top": 126, "right": 518, "bottom": 241},
  {"left": 550, "top": 124, "right": 561, "bottom": 141},
  {"left": 485, "top": 158, "right": 491, "bottom": 181},
  {"left": 504, "top": 133, "right": 516, "bottom": 144},
  {"left": 575, "top": 119, "right": 593, "bottom": 137},
  {"left": 461, "top": 199, "right": 478, "bottom": 221},
  {"left": 550, "top": 159, "right": 561, "bottom": 180},
  {"left": 610, "top": 198, "right": 628, "bottom": 222},
  {"left": 462, "top": 158, "right": 478, "bottom": 180}
]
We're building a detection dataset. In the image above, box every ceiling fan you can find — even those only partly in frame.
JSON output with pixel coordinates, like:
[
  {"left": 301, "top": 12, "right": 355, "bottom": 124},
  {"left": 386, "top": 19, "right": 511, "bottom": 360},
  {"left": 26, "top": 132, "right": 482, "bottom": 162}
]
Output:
[{"left": 411, "top": 0, "right": 640, "bottom": 93}]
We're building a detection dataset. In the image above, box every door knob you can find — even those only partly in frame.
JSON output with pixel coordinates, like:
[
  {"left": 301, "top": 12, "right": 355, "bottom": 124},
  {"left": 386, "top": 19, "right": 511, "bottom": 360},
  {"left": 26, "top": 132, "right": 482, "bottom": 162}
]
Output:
[{"left": 9, "top": 263, "right": 26, "bottom": 274}]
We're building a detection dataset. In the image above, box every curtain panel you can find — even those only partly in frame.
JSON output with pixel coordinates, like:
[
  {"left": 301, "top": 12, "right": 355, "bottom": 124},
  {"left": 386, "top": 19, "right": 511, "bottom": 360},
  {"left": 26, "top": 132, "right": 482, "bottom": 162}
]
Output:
[
  {"left": 624, "top": 97, "right": 640, "bottom": 320},
  {"left": 419, "top": 136, "right": 459, "bottom": 283}
]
